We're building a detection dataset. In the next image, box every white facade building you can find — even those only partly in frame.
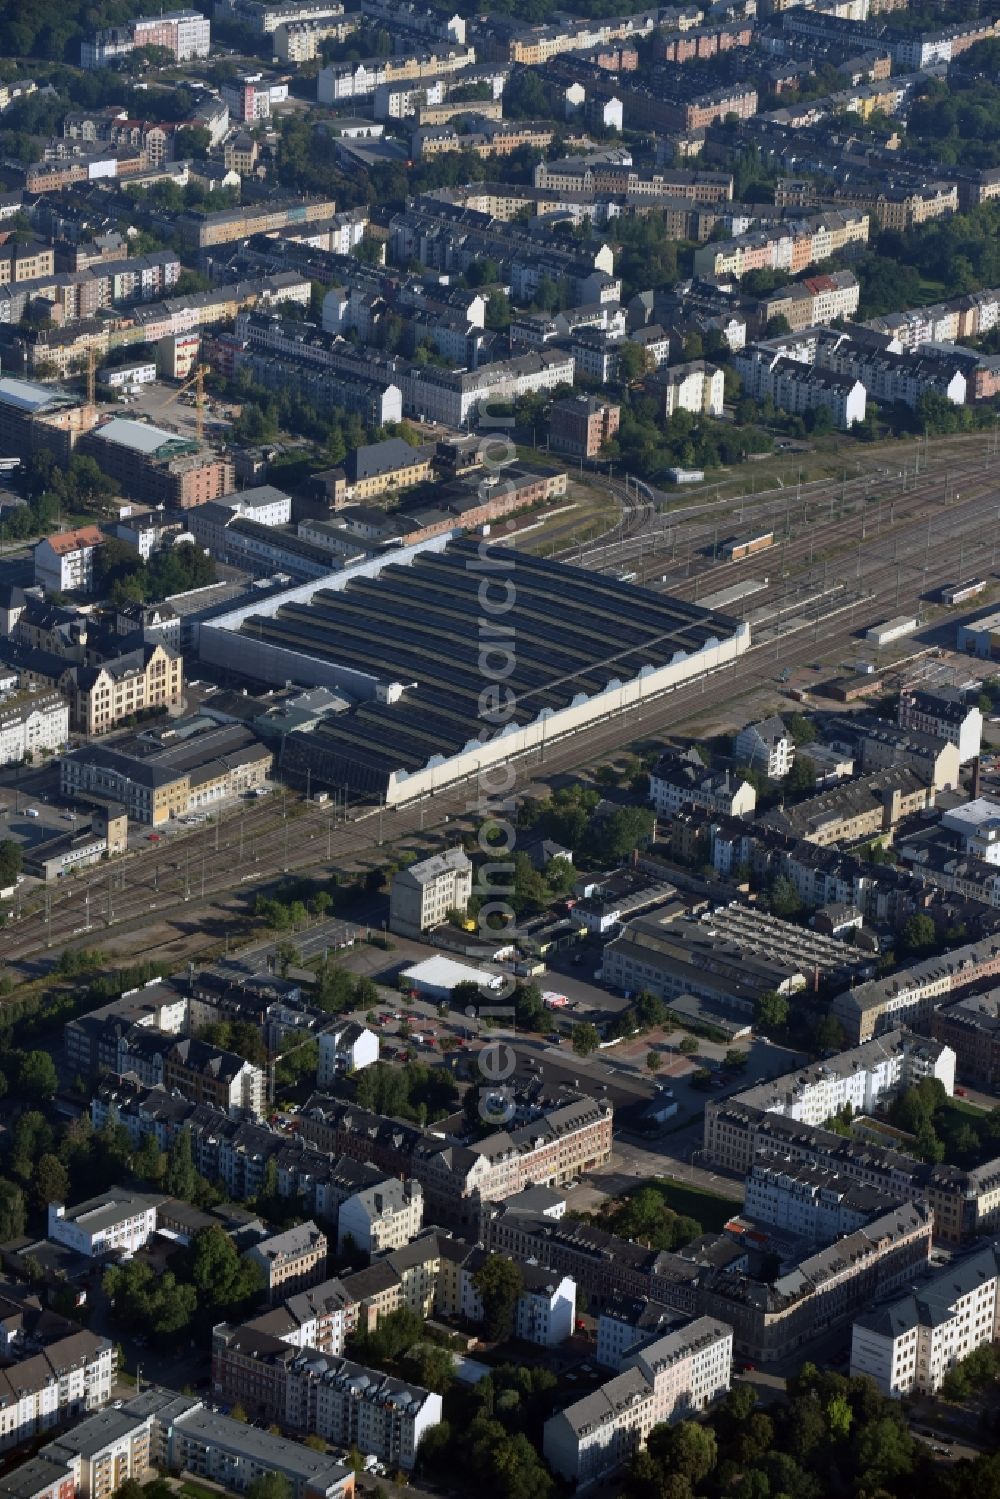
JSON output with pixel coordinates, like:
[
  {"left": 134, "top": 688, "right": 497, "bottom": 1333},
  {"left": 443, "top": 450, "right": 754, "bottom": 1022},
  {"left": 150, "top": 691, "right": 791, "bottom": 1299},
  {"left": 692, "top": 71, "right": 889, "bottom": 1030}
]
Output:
[
  {"left": 851, "top": 1241, "right": 1000, "bottom": 1396},
  {"left": 47, "top": 1191, "right": 161, "bottom": 1258},
  {"left": 33, "top": 526, "right": 105, "bottom": 595},
  {"left": 743, "top": 1161, "right": 900, "bottom": 1244},
  {"left": 336, "top": 1179, "right": 423, "bottom": 1258},
  {"left": 543, "top": 1317, "right": 732, "bottom": 1486},
  {"left": 0, "top": 1332, "right": 114, "bottom": 1452},
  {"left": 898, "top": 686, "right": 982, "bottom": 764},
  {"left": 317, "top": 1023, "right": 379, "bottom": 1085},
  {"left": 0, "top": 690, "right": 69, "bottom": 764},
  {"left": 649, "top": 748, "right": 757, "bottom": 819},
  {"left": 734, "top": 1029, "right": 955, "bottom": 1129},
  {"left": 942, "top": 798, "right": 1000, "bottom": 864},
  {"left": 734, "top": 715, "right": 795, "bottom": 779},
  {"left": 659, "top": 360, "right": 725, "bottom": 418}
]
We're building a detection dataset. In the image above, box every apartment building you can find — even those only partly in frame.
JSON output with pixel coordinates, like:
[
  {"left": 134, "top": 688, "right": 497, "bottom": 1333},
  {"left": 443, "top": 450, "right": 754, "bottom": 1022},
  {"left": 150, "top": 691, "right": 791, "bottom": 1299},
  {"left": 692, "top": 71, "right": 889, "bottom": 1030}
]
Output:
[
  {"left": 47, "top": 1190, "right": 162, "bottom": 1258},
  {"left": 649, "top": 747, "right": 757, "bottom": 819},
  {"left": 299, "top": 1090, "right": 613, "bottom": 1228},
  {"left": 595, "top": 1296, "right": 681, "bottom": 1372},
  {"left": 733, "top": 348, "right": 867, "bottom": 428},
  {"left": 655, "top": 359, "right": 725, "bottom": 418},
  {"left": 482, "top": 1203, "right": 703, "bottom": 1313},
  {"left": 39, "top": 1406, "right": 153, "bottom": 1499},
  {"left": 316, "top": 1023, "right": 379, "bottom": 1085},
  {"left": 744, "top": 1161, "right": 906, "bottom": 1244},
  {"left": 211, "top": 1330, "right": 440, "bottom": 1471},
  {"left": 33, "top": 527, "right": 105, "bottom": 596},
  {"left": 340, "top": 438, "right": 433, "bottom": 502},
  {"left": 694, "top": 211, "right": 869, "bottom": 279},
  {"left": 549, "top": 393, "right": 621, "bottom": 458},
  {"left": 0, "top": 689, "right": 69, "bottom": 765},
  {"left": 702, "top": 1201, "right": 933, "bottom": 1364},
  {"left": 389, "top": 846, "right": 472, "bottom": 937},
  {"left": 273, "top": 16, "right": 358, "bottom": 60},
  {"left": 734, "top": 715, "right": 795, "bottom": 778},
  {"left": 705, "top": 1030, "right": 954, "bottom": 1159},
  {"left": 60, "top": 722, "right": 271, "bottom": 824},
  {"left": 832, "top": 935, "right": 1000, "bottom": 1044},
  {"left": 932, "top": 992, "right": 1000, "bottom": 1088},
  {"left": 0, "top": 240, "right": 55, "bottom": 283},
  {"left": 763, "top": 270, "right": 861, "bottom": 331},
  {"left": 175, "top": 199, "right": 337, "bottom": 252},
  {"left": 267, "top": 1276, "right": 356, "bottom": 1357},
  {"left": 336, "top": 1180, "right": 424, "bottom": 1259},
  {"left": 147, "top": 1397, "right": 353, "bottom": 1499},
  {"left": 759, "top": 766, "right": 933, "bottom": 847},
  {"left": 0, "top": 1331, "right": 114, "bottom": 1453},
  {"left": 227, "top": 0, "right": 345, "bottom": 35},
  {"left": 246, "top": 1223, "right": 328, "bottom": 1301},
  {"left": 80, "top": 419, "right": 234, "bottom": 510},
  {"left": 317, "top": 44, "right": 476, "bottom": 102},
  {"left": 164, "top": 1037, "right": 267, "bottom": 1120},
  {"left": 851, "top": 1240, "right": 1000, "bottom": 1396},
  {"left": 897, "top": 686, "right": 982, "bottom": 763},
  {"left": 404, "top": 348, "right": 576, "bottom": 427},
  {"left": 543, "top": 1318, "right": 733, "bottom": 1486}
]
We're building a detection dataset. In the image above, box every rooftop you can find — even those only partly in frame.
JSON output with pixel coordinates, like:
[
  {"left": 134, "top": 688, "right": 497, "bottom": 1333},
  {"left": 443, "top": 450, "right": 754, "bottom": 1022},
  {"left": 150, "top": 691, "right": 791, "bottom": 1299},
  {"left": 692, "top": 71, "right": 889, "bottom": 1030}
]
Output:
[{"left": 90, "top": 417, "right": 199, "bottom": 459}]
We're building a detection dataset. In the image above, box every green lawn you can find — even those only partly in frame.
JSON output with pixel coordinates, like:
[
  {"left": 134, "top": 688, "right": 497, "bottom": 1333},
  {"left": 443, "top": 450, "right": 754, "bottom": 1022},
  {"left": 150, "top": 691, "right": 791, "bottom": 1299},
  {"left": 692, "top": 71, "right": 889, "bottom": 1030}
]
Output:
[
  {"left": 646, "top": 1177, "right": 737, "bottom": 1232},
  {"left": 180, "top": 1482, "right": 221, "bottom": 1499}
]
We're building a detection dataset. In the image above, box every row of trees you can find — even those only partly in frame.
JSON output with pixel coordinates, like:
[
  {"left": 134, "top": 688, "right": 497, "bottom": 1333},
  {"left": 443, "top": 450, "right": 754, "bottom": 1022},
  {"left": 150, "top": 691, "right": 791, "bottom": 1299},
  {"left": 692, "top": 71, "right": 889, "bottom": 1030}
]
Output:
[
  {"left": 353, "top": 1059, "right": 459, "bottom": 1125},
  {"left": 626, "top": 1361, "right": 935, "bottom": 1499},
  {"left": 92, "top": 538, "right": 217, "bottom": 606},
  {"left": 518, "top": 782, "right": 656, "bottom": 864},
  {"left": 104, "top": 1223, "right": 263, "bottom": 1344}
]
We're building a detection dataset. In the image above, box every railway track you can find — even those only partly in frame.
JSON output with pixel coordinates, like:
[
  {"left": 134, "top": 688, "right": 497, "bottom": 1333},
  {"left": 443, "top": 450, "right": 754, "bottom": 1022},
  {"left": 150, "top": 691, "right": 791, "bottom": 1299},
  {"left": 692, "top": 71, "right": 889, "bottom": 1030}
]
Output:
[{"left": 3, "top": 436, "right": 999, "bottom": 967}]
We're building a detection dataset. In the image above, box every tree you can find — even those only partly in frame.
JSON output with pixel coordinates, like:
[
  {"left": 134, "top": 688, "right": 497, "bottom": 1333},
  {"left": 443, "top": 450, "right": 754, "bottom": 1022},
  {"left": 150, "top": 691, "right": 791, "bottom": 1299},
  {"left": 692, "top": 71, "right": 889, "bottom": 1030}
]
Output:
[
  {"left": 175, "top": 125, "right": 210, "bottom": 159},
  {"left": 17, "top": 1050, "right": 57, "bottom": 1098},
  {"left": 635, "top": 991, "right": 667, "bottom": 1030},
  {"left": 34, "top": 1153, "right": 68, "bottom": 1210},
  {"left": 0, "top": 1178, "right": 25, "bottom": 1241},
  {"left": 589, "top": 806, "right": 656, "bottom": 861},
  {"left": 134, "top": 1133, "right": 166, "bottom": 1186},
  {"left": 618, "top": 341, "right": 655, "bottom": 386},
  {"left": 164, "top": 1128, "right": 198, "bottom": 1201},
  {"left": 411, "top": 1344, "right": 455, "bottom": 1395},
  {"left": 826, "top": 1391, "right": 853, "bottom": 1440},
  {"left": 786, "top": 754, "right": 817, "bottom": 793},
  {"left": 649, "top": 1420, "right": 717, "bottom": 1484},
  {"left": 768, "top": 876, "right": 804, "bottom": 920},
  {"left": 646, "top": 1049, "right": 662, "bottom": 1074},
  {"left": 472, "top": 1255, "right": 524, "bottom": 1342},
  {"left": 755, "top": 990, "right": 789, "bottom": 1033},
  {"left": 679, "top": 1035, "right": 699, "bottom": 1055},
  {"left": 725, "top": 1048, "right": 749, "bottom": 1071},
  {"left": 899, "top": 913, "right": 937, "bottom": 955},
  {"left": 183, "top": 1226, "right": 263, "bottom": 1316},
  {"left": 571, "top": 1023, "right": 600, "bottom": 1057},
  {"left": 0, "top": 840, "right": 22, "bottom": 887},
  {"left": 787, "top": 713, "right": 816, "bottom": 746}
]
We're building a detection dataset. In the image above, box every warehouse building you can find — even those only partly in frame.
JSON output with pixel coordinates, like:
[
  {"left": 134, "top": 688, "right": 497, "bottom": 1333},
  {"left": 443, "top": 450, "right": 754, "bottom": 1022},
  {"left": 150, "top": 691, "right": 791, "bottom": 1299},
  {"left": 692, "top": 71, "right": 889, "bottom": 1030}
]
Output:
[{"left": 199, "top": 535, "right": 748, "bottom": 806}]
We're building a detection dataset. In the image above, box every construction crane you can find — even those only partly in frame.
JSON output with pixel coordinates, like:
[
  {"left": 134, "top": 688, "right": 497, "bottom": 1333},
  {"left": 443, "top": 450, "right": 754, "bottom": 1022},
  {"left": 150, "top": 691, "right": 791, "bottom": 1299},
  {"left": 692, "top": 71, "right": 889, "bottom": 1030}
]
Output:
[{"left": 163, "top": 363, "right": 211, "bottom": 442}]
